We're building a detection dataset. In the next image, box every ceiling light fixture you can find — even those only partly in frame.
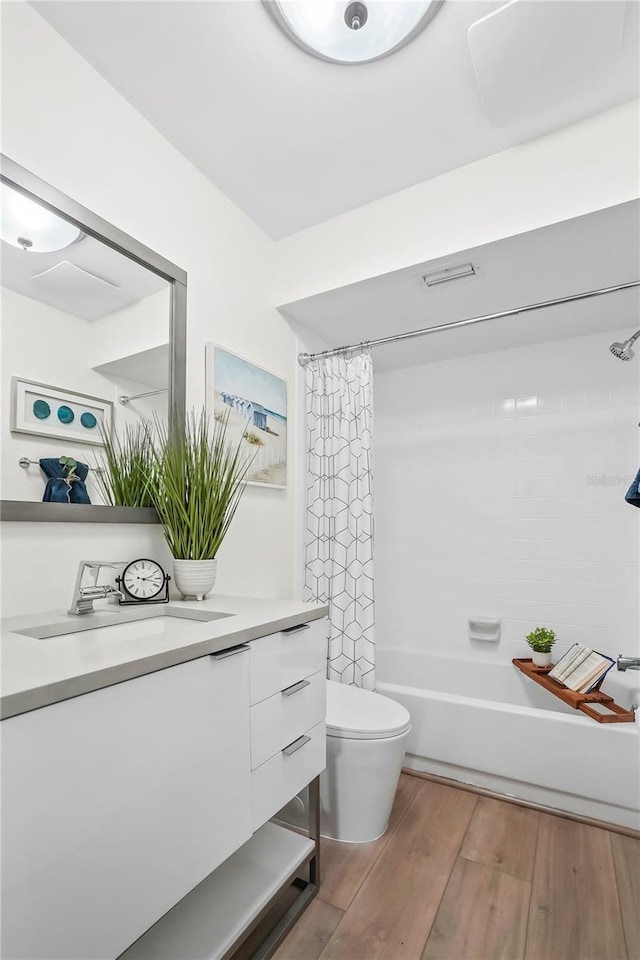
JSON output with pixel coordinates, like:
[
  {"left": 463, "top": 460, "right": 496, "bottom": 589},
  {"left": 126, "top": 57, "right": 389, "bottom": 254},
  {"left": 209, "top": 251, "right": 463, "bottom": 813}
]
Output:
[
  {"left": 421, "top": 263, "right": 476, "bottom": 286},
  {"left": 262, "top": 0, "right": 444, "bottom": 64},
  {"left": 1, "top": 183, "right": 82, "bottom": 253}
]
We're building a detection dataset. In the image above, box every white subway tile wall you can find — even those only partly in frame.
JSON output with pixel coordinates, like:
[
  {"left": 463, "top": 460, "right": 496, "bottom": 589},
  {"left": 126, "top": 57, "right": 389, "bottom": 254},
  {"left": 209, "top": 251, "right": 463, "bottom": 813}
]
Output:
[{"left": 375, "top": 330, "right": 640, "bottom": 663}]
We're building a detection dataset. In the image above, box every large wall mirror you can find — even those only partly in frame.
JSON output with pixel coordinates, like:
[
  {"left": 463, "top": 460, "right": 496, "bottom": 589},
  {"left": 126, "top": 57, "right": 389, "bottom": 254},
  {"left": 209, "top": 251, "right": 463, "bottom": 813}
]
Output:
[{"left": 0, "top": 155, "right": 186, "bottom": 522}]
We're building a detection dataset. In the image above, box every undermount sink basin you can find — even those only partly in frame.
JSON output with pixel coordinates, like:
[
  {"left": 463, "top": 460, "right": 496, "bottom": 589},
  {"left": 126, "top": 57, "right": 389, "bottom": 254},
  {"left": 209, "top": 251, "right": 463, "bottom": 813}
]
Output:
[{"left": 15, "top": 607, "right": 233, "bottom": 641}]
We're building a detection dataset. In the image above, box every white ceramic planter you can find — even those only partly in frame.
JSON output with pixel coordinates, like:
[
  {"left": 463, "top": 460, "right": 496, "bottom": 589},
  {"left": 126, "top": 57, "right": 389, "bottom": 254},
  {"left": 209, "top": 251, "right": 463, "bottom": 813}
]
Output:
[
  {"left": 173, "top": 559, "right": 217, "bottom": 601},
  {"left": 531, "top": 650, "right": 552, "bottom": 667}
]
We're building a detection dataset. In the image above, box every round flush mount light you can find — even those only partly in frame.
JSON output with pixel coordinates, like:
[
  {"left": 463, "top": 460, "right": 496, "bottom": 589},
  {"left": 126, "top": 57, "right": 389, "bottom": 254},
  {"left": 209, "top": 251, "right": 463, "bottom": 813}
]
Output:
[
  {"left": 262, "top": 0, "right": 445, "bottom": 64},
  {"left": 0, "top": 183, "right": 82, "bottom": 252}
]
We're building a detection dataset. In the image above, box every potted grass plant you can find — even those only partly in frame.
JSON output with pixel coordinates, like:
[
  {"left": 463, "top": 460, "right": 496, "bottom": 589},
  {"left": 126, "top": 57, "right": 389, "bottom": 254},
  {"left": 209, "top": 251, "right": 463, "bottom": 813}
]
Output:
[
  {"left": 152, "top": 409, "right": 254, "bottom": 600},
  {"left": 95, "top": 421, "right": 156, "bottom": 508},
  {"left": 525, "top": 627, "right": 557, "bottom": 668}
]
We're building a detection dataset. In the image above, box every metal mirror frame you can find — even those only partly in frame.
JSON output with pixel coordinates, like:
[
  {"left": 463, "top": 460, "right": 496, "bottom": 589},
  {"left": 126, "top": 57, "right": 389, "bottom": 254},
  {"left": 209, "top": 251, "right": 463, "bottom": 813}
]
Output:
[{"left": 0, "top": 154, "right": 187, "bottom": 523}]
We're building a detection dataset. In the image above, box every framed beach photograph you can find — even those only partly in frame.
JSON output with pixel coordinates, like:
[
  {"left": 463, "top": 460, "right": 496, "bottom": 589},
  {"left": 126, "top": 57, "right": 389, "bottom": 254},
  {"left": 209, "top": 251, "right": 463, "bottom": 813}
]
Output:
[
  {"left": 205, "top": 344, "right": 287, "bottom": 488},
  {"left": 11, "top": 377, "right": 113, "bottom": 446}
]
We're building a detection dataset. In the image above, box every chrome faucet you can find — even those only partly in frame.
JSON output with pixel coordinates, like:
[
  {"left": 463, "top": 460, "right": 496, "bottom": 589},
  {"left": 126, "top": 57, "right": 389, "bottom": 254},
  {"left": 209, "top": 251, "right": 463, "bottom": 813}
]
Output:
[
  {"left": 617, "top": 654, "right": 640, "bottom": 672},
  {"left": 68, "top": 561, "right": 126, "bottom": 616}
]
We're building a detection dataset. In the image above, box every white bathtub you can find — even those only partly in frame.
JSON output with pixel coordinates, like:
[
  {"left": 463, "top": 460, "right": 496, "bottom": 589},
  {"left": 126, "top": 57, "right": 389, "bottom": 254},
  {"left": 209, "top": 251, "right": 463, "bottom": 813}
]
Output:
[{"left": 377, "top": 649, "right": 640, "bottom": 830}]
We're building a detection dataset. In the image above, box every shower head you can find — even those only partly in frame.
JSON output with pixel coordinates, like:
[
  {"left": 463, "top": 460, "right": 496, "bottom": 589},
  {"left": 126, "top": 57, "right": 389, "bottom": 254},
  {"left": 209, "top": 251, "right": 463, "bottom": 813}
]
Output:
[
  {"left": 610, "top": 341, "right": 635, "bottom": 361},
  {"left": 610, "top": 329, "right": 640, "bottom": 361}
]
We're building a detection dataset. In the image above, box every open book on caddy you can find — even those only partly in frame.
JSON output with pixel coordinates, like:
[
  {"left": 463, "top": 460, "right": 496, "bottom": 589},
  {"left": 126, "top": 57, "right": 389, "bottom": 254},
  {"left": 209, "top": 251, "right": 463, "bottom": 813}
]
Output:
[{"left": 548, "top": 644, "right": 615, "bottom": 694}]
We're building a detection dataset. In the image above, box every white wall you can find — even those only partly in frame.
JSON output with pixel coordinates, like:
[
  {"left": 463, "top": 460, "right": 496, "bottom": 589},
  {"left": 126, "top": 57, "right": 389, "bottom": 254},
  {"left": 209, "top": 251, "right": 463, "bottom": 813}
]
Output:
[
  {"left": 1, "top": 287, "right": 110, "bottom": 503},
  {"left": 275, "top": 100, "right": 639, "bottom": 305},
  {"left": 1, "top": 287, "right": 169, "bottom": 504},
  {"left": 0, "top": 522, "right": 172, "bottom": 622},
  {"left": 374, "top": 328, "right": 640, "bottom": 670},
  {"left": 90, "top": 289, "right": 170, "bottom": 369},
  {"left": 93, "top": 290, "right": 173, "bottom": 438},
  {"left": 1, "top": 1, "right": 297, "bottom": 615}
]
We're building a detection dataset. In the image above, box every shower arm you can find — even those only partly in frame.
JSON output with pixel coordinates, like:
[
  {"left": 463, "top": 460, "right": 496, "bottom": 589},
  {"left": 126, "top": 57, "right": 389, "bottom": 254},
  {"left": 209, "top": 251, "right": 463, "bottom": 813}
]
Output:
[{"left": 297, "top": 280, "right": 640, "bottom": 366}]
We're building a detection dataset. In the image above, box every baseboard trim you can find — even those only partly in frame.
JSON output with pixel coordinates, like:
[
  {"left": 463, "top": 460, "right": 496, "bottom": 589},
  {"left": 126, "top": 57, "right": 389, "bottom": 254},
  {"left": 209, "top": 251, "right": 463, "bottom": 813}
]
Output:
[{"left": 402, "top": 766, "right": 640, "bottom": 840}]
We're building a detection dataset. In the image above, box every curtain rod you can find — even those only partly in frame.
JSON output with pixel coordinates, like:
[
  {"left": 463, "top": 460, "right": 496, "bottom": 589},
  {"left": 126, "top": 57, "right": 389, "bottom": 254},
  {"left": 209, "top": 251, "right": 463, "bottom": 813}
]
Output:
[
  {"left": 297, "top": 280, "right": 640, "bottom": 366},
  {"left": 118, "top": 387, "right": 168, "bottom": 405}
]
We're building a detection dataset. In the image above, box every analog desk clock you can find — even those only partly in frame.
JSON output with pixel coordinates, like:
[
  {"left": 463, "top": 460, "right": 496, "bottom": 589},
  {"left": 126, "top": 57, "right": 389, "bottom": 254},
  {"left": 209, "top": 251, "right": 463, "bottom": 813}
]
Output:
[{"left": 116, "top": 559, "right": 171, "bottom": 605}]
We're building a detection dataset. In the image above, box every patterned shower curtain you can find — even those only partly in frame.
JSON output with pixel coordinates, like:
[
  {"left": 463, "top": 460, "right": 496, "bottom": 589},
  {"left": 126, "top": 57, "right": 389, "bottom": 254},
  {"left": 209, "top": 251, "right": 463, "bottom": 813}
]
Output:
[{"left": 304, "top": 350, "right": 375, "bottom": 690}]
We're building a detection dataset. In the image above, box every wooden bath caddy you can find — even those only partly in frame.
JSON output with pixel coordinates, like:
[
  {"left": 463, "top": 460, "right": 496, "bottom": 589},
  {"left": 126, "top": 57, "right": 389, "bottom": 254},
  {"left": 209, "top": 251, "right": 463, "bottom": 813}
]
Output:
[{"left": 512, "top": 658, "right": 636, "bottom": 724}]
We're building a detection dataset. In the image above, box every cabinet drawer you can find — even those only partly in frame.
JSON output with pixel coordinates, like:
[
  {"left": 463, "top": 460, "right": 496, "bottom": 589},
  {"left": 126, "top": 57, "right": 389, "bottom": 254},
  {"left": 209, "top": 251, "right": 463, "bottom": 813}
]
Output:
[
  {"left": 250, "top": 617, "right": 326, "bottom": 705},
  {"left": 251, "top": 669, "right": 325, "bottom": 770},
  {"left": 252, "top": 720, "right": 326, "bottom": 831}
]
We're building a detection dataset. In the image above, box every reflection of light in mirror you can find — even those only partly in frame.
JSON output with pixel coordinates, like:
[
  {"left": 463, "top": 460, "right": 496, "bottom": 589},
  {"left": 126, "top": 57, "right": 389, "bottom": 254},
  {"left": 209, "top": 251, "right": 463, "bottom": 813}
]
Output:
[{"left": 0, "top": 183, "right": 81, "bottom": 252}]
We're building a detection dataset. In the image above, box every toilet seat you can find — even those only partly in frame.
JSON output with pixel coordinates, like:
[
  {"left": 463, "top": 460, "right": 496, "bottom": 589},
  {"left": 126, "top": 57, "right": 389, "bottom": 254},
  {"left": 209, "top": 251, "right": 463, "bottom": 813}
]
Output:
[{"left": 326, "top": 680, "right": 411, "bottom": 740}]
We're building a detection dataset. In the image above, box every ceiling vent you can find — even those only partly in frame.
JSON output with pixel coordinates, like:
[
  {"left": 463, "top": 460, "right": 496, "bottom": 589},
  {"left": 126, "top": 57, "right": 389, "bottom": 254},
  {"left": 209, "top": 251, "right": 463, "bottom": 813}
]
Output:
[
  {"left": 467, "top": 0, "right": 627, "bottom": 127},
  {"left": 29, "top": 261, "right": 122, "bottom": 321},
  {"left": 421, "top": 263, "right": 476, "bottom": 287}
]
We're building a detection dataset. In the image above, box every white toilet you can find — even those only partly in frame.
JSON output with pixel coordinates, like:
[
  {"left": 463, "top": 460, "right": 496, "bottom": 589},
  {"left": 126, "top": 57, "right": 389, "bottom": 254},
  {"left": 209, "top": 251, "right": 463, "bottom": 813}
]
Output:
[{"left": 320, "top": 680, "right": 411, "bottom": 843}]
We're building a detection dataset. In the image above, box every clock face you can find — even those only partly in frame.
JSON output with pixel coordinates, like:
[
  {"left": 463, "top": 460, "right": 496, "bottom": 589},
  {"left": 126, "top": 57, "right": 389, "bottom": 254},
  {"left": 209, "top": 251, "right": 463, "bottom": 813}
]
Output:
[{"left": 121, "top": 559, "right": 166, "bottom": 601}]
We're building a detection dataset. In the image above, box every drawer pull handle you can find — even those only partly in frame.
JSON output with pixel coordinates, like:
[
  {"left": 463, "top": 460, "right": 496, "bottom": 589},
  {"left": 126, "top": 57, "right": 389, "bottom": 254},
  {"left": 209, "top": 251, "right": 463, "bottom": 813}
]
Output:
[
  {"left": 282, "top": 734, "right": 311, "bottom": 756},
  {"left": 282, "top": 623, "right": 311, "bottom": 635},
  {"left": 210, "top": 644, "right": 250, "bottom": 660},
  {"left": 282, "top": 679, "right": 311, "bottom": 697}
]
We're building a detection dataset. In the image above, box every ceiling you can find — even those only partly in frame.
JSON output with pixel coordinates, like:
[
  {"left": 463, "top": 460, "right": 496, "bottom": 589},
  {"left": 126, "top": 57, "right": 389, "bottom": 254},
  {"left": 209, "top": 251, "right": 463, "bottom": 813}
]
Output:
[
  {"left": 279, "top": 201, "right": 640, "bottom": 370},
  {"left": 32, "top": 1, "right": 639, "bottom": 238},
  {"left": 1, "top": 230, "right": 167, "bottom": 321}
]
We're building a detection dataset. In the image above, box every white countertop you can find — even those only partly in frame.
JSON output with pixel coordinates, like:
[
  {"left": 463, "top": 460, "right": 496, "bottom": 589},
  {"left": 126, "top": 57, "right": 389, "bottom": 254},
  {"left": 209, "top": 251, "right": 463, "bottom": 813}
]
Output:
[{"left": 1, "top": 595, "right": 328, "bottom": 720}]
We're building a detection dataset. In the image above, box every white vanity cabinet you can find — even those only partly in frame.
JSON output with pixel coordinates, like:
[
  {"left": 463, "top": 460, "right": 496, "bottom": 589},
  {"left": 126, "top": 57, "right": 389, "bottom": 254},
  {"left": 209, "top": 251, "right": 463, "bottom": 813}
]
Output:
[
  {"left": 249, "top": 619, "right": 327, "bottom": 830},
  {"left": 1, "top": 609, "right": 329, "bottom": 960},
  {"left": 1, "top": 648, "right": 252, "bottom": 960},
  {"left": 116, "top": 617, "right": 328, "bottom": 960}
]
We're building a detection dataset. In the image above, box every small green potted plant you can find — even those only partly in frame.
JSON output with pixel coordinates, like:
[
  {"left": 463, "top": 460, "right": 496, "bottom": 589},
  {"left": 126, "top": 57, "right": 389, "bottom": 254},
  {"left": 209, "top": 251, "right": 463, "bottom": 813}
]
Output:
[{"left": 525, "top": 627, "right": 557, "bottom": 668}]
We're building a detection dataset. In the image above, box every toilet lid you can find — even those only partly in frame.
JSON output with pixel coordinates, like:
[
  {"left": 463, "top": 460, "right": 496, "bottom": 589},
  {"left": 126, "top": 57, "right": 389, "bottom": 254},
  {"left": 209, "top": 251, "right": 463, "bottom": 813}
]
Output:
[{"left": 326, "top": 680, "right": 411, "bottom": 740}]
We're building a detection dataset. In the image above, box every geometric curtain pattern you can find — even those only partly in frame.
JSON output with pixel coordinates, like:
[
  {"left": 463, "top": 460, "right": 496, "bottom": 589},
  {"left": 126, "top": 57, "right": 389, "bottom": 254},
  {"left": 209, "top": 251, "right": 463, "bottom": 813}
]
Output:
[{"left": 304, "top": 350, "right": 375, "bottom": 690}]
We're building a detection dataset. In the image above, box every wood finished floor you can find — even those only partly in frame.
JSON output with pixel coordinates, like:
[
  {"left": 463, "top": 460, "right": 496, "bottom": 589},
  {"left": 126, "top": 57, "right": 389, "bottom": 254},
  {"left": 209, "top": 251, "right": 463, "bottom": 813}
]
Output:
[{"left": 273, "top": 775, "right": 640, "bottom": 960}]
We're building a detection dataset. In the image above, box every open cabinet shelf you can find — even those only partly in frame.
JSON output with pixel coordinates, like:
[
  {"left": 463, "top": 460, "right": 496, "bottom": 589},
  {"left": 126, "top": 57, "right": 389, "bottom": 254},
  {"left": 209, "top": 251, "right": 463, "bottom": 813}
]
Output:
[
  {"left": 513, "top": 658, "right": 636, "bottom": 724},
  {"left": 119, "top": 821, "right": 316, "bottom": 960}
]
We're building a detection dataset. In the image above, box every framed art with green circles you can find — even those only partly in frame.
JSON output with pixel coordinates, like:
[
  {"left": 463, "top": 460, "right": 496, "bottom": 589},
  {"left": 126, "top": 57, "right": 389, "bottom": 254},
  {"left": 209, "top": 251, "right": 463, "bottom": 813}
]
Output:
[{"left": 11, "top": 378, "right": 113, "bottom": 446}]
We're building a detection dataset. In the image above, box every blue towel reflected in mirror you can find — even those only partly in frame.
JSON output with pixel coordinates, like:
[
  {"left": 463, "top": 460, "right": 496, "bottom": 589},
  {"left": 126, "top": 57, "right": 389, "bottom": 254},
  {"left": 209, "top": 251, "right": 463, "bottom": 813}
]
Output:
[{"left": 40, "top": 458, "right": 91, "bottom": 504}]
